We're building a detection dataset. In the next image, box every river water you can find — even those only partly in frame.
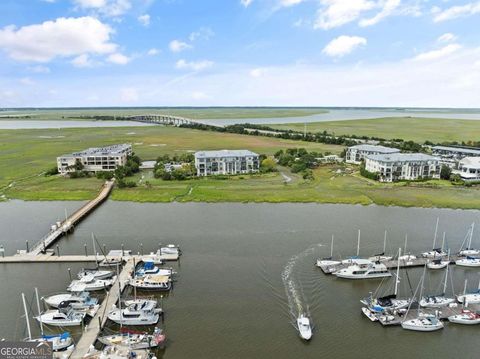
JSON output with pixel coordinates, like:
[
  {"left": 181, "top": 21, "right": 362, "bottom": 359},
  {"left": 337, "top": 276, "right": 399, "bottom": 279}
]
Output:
[{"left": 0, "top": 201, "right": 479, "bottom": 358}]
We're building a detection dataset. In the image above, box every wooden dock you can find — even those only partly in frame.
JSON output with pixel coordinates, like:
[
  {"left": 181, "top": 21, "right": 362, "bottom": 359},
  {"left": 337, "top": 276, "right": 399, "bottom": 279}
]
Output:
[
  {"left": 71, "top": 258, "right": 135, "bottom": 359},
  {"left": 27, "top": 181, "right": 114, "bottom": 256},
  {"left": 0, "top": 253, "right": 179, "bottom": 263}
]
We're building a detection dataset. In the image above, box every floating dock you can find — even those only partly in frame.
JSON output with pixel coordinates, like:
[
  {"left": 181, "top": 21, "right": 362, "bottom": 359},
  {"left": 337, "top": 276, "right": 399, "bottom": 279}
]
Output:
[{"left": 0, "top": 253, "right": 179, "bottom": 263}]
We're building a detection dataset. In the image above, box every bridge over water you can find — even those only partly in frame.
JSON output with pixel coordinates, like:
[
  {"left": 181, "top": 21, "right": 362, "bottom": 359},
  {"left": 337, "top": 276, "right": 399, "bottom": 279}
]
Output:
[{"left": 123, "top": 113, "right": 224, "bottom": 127}]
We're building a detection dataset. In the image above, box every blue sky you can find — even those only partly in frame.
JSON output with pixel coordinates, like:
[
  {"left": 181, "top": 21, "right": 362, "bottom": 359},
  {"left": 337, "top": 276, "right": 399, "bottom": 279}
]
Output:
[{"left": 1, "top": 0, "right": 480, "bottom": 107}]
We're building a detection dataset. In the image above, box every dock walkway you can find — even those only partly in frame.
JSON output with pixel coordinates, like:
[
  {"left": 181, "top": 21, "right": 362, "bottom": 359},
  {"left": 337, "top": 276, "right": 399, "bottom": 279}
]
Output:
[
  {"left": 0, "top": 253, "right": 179, "bottom": 263},
  {"left": 27, "top": 181, "right": 114, "bottom": 256}
]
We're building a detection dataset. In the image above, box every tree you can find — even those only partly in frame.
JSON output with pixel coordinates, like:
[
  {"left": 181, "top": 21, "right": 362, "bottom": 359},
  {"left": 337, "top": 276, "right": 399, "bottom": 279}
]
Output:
[
  {"left": 440, "top": 165, "right": 452, "bottom": 180},
  {"left": 260, "top": 158, "right": 277, "bottom": 173}
]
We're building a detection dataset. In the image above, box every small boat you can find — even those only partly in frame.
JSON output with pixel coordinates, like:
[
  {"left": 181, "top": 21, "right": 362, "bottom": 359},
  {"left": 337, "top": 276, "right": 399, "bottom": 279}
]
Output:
[
  {"left": 107, "top": 300, "right": 161, "bottom": 326},
  {"left": 448, "top": 310, "right": 480, "bottom": 325},
  {"left": 427, "top": 259, "right": 449, "bottom": 269},
  {"left": 361, "top": 307, "right": 379, "bottom": 322},
  {"left": 44, "top": 291, "right": 98, "bottom": 309},
  {"left": 58, "top": 300, "right": 100, "bottom": 317},
  {"left": 401, "top": 314, "right": 444, "bottom": 332},
  {"left": 457, "top": 279, "right": 480, "bottom": 304},
  {"left": 316, "top": 235, "right": 341, "bottom": 267},
  {"left": 455, "top": 256, "right": 480, "bottom": 267},
  {"left": 334, "top": 261, "right": 391, "bottom": 280},
  {"left": 422, "top": 248, "right": 447, "bottom": 258},
  {"left": 35, "top": 308, "right": 85, "bottom": 327},
  {"left": 141, "top": 253, "right": 164, "bottom": 265},
  {"left": 368, "top": 231, "right": 392, "bottom": 262},
  {"left": 67, "top": 275, "right": 116, "bottom": 292},
  {"left": 98, "top": 328, "right": 166, "bottom": 349},
  {"left": 296, "top": 314, "right": 312, "bottom": 340},
  {"left": 99, "top": 257, "right": 124, "bottom": 267},
  {"left": 420, "top": 263, "right": 454, "bottom": 308},
  {"left": 160, "top": 244, "right": 181, "bottom": 255},
  {"left": 84, "top": 346, "right": 152, "bottom": 359},
  {"left": 129, "top": 275, "right": 172, "bottom": 291},
  {"left": 78, "top": 268, "right": 114, "bottom": 280},
  {"left": 458, "top": 223, "right": 479, "bottom": 256},
  {"left": 399, "top": 234, "right": 416, "bottom": 262},
  {"left": 135, "top": 261, "right": 174, "bottom": 278}
]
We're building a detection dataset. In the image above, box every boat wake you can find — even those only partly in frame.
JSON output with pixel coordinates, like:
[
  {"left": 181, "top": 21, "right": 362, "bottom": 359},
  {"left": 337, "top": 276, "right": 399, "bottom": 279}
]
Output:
[{"left": 281, "top": 245, "right": 321, "bottom": 329}]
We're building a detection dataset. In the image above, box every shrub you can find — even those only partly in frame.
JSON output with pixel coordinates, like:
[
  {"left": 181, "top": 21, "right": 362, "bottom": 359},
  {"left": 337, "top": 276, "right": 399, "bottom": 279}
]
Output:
[{"left": 45, "top": 166, "right": 59, "bottom": 176}]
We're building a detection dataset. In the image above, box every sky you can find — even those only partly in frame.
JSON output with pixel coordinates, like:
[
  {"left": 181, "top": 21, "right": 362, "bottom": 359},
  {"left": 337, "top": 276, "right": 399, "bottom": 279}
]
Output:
[{"left": 1, "top": 0, "right": 480, "bottom": 108}]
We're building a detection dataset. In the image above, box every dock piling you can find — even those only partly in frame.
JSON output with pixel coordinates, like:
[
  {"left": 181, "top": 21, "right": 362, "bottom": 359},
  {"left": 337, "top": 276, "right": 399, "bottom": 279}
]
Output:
[
  {"left": 84, "top": 243, "right": 88, "bottom": 257},
  {"left": 26, "top": 240, "right": 29, "bottom": 253},
  {"left": 56, "top": 245, "right": 60, "bottom": 257},
  {"left": 68, "top": 267, "right": 71, "bottom": 281}
]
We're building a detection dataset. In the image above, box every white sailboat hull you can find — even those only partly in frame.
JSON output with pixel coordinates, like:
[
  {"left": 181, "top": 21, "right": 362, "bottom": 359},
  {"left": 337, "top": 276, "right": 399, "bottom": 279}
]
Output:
[
  {"left": 401, "top": 318, "right": 444, "bottom": 332},
  {"left": 455, "top": 259, "right": 480, "bottom": 267},
  {"left": 107, "top": 310, "right": 160, "bottom": 326},
  {"left": 448, "top": 315, "right": 480, "bottom": 325},
  {"left": 335, "top": 272, "right": 391, "bottom": 280},
  {"left": 27, "top": 336, "right": 73, "bottom": 352},
  {"left": 457, "top": 293, "right": 480, "bottom": 304}
]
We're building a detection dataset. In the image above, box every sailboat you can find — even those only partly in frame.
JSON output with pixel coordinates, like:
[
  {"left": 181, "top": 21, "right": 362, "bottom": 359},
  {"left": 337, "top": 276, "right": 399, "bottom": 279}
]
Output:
[
  {"left": 422, "top": 218, "right": 447, "bottom": 258},
  {"left": 98, "top": 328, "right": 166, "bottom": 349},
  {"left": 316, "top": 235, "right": 341, "bottom": 267},
  {"left": 458, "top": 223, "right": 479, "bottom": 256},
  {"left": 361, "top": 249, "right": 410, "bottom": 312},
  {"left": 368, "top": 231, "right": 393, "bottom": 262},
  {"left": 457, "top": 279, "right": 480, "bottom": 304},
  {"left": 398, "top": 234, "right": 417, "bottom": 262},
  {"left": 22, "top": 291, "right": 73, "bottom": 351},
  {"left": 78, "top": 268, "right": 114, "bottom": 280},
  {"left": 401, "top": 266, "right": 444, "bottom": 332},
  {"left": 449, "top": 280, "right": 480, "bottom": 325},
  {"left": 341, "top": 230, "right": 370, "bottom": 265},
  {"left": 427, "top": 243, "right": 450, "bottom": 270},
  {"left": 419, "top": 262, "right": 455, "bottom": 308},
  {"left": 296, "top": 314, "right": 312, "bottom": 340},
  {"left": 455, "top": 256, "right": 480, "bottom": 267},
  {"left": 107, "top": 299, "right": 161, "bottom": 326}
]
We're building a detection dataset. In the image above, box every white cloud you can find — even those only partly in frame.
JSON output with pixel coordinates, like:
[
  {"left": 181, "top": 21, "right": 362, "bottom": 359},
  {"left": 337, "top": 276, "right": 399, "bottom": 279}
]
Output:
[
  {"left": 240, "top": 0, "right": 253, "bottom": 7},
  {"left": 0, "top": 17, "right": 116, "bottom": 62},
  {"left": 191, "top": 91, "right": 209, "bottom": 100},
  {"left": 279, "top": 0, "right": 305, "bottom": 7},
  {"left": 359, "top": 0, "right": 401, "bottom": 27},
  {"left": 71, "top": 54, "right": 94, "bottom": 67},
  {"left": 107, "top": 53, "right": 130, "bottom": 65},
  {"left": 437, "top": 33, "right": 457, "bottom": 43},
  {"left": 314, "top": 0, "right": 376, "bottom": 30},
  {"left": 20, "top": 77, "right": 35, "bottom": 85},
  {"left": 189, "top": 27, "right": 215, "bottom": 42},
  {"left": 433, "top": 1, "right": 480, "bottom": 22},
  {"left": 147, "top": 48, "right": 160, "bottom": 56},
  {"left": 138, "top": 14, "right": 150, "bottom": 27},
  {"left": 175, "top": 59, "right": 214, "bottom": 71},
  {"left": 323, "top": 35, "right": 367, "bottom": 57},
  {"left": 74, "top": 0, "right": 132, "bottom": 17},
  {"left": 413, "top": 44, "right": 462, "bottom": 61},
  {"left": 27, "top": 65, "right": 51, "bottom": 73},
  {"left": 119, "top": 87, "right": 139, "bottom": 103},
  {"left": 250, "top": 68, "right": 265, "bottom": 77},
  {"left": 169, "top": 40, "right": 193, "bottom": 53}
]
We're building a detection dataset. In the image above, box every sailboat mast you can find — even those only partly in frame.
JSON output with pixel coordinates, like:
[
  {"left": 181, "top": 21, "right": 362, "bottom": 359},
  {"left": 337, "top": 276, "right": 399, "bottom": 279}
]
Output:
[
  {"left": 442, "top": 263, "right": 449, "bottom": 295},
  {"left": 21, "top": 293, "right": 32, "bottom": 340},
  {"left": 35, "top": 288, "right": 44, "bottom": 335},
  {"left": 432, "top": 217, "right": 439, "bottom": 249},
  {"left": 383, "top": 230, "right": 387, "bottom": 254},
  {"left": 441, "top": 232, "right": 446, "bottom": 252},
  {"left": 469, "top": 222, "right": 475, "bottom": 249},
  {"left": 356, "top": 230, "right": 361, "bottom": 257},
  {"left": 92, "top": 233, "right": 98, "bottom": 266},
  {"left": 394, "top": 248, "right": 401, "bottom": 296},
  {"left": 404, "top": 234, "right": 408, "bottom": 256},
  {"left": 330, "top": 235, "right": 334, "bottom": 258},
  {"left": 116, "top": 263, "right": 122, "bottom": 328}
]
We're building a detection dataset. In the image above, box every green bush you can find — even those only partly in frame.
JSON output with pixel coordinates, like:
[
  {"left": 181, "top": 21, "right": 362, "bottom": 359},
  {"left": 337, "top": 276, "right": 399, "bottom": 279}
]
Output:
[{"left": 45, "top": 166, "right": 59, "bottom": 176}]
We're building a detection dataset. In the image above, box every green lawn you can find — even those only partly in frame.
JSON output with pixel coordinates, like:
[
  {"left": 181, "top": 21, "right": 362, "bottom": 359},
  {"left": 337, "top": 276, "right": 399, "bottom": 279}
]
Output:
[
  {"left": 0, "top": 126, "right": 342, "bottom": 195},
  {"left": 0, "top": 107, "right": 327, "bottom": 120},
  {"left": 271, "top": 117, "right": 480, "bottom": 143}
]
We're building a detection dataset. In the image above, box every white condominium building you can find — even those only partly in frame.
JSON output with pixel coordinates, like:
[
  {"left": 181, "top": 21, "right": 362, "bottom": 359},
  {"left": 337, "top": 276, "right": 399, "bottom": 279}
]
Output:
[
  {"left": 346, "top": 144, "right": 400, "bottom": 164},
  {"left": 365, "top": 153, "right": 441, "bottom": 182},
  {"left": 194, "top": 150, "right": 260, "bottom": 176},
  {"left": 57, "top": 144, "right": 132, "bottom": 174},
  {"left": 454, "top": 157, "right": 480, "bottom": 181}
]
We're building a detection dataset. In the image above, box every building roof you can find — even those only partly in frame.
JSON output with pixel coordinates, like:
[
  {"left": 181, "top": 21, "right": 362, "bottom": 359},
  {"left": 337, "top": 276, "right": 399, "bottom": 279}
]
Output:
[
  {"left": 366, "top": 153, "right": 440, "bottom": 163},
  {"left": 60, "top": 144, "right": 131, "bottom": 158},
  {"left": 432, "top": 146, "right": 480, "bottom": 156},
  {"left": 459, "top": 156, "right": 480, "bottom": 168},
  {"left": 195, "top": 149, "right": 259, "bottom": 158},
  {"left": 348, "top": 144, "right": 400, "bottom": 153}
]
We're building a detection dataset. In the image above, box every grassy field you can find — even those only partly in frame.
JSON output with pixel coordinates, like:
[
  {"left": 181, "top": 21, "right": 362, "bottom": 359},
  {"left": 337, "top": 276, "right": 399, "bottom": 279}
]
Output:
[
  {"left": 271, "top": 117, "right": 480, "bottom": 143},
  {"left": 0, "top": 107, "right": 327, "bottom": 120},
  {"left": 0, "top": 126, "right": 342, "bottom": 196}
]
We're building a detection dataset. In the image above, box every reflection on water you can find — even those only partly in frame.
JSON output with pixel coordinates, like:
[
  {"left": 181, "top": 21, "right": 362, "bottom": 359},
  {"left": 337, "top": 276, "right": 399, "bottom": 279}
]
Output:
[{"left": 0, "top": 201, "right": 479, "bottom": 358}]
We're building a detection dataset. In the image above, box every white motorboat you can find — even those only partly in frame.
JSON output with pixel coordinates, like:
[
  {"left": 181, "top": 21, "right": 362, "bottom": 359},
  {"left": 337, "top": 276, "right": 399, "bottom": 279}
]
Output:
[
  {"left": 361, "top": 307, "right": 379, "bottom": 322},
  {"left": 401, "top": 314, "right": 444, "bottom": 332},
  {"left": 22, "top": 291, "right": 74, "bottom": 352},
  {"left": 160, "top": 244, "right": 181, "bottom": 256},
  {"left": 455, "top": 256, "right": 480, "bottom": 267},
  {"left": 107, "top": 300, "right": 161, "bottom": 326},
  {"left": 129, "top": 275, "right": 172, "bottom": 291},
  {"left": 78, "top": 268, "right": 114, "bottom": 280},
  {"left": 427, "top": 259, "right": 449, "bottom": 269},
  {"left": 99, "top": 257, "right": 124, "bottom": 267},
  {"left": 98, "top": 328, "right": 166, "bottom": 349},
  {"left": 296, "top": 314, "right": 312, "bottom": 340},
  {"left": 135, "top": 261, "right": 173, "bottom": 278},
  {"left": 44, "top": 291, "right": 98, "bottom": 309},
  {"left": 334, "top": 261, "right": 391, "bottom": 280},
  {"left": 67, "top": 275, "right": 116, "bottom": 292},
  {"left": 83, "top": 345, "right": 151, "bottom": 359},
  {"left": 448, "top": 310, "right": 480, "bottom": 325},
  {"left": 35, "top": 308, "right": 85, "bottom": 327},
  {"left": 141, "top": 253, "right": 164, "bottom": 265},
  {"left": 458, "top": 223, "right": 479, "bottom": 256}
]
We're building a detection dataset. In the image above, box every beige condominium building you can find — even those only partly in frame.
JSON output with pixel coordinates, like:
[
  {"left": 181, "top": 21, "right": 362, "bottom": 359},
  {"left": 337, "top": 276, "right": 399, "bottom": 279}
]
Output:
[
  {"left": 346, "top": 144, "right": 400, "bottom": 164},
  {"left": 194, "top": 150, "right": 260, "bottom": 176}
]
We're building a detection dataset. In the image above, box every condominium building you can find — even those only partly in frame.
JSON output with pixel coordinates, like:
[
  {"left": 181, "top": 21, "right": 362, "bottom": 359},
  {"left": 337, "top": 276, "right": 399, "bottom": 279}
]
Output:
[
  {"left": 365, "top": 153, "right": 441, "bottom": 182},
  {"left": 346, "top": 144, "right": 400, "bottom": 164},
  {"left": 194, "top": 150, "right": 259, "bottom": 176},
  {"left": 453, "top": 157, "right": 480, "bottom": 181},
  {"left": 432, "top": 145, "right": 480, "bottom": 168},
  {"left": 57, "top": 144, "right": 132, "bottom": 175}
]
